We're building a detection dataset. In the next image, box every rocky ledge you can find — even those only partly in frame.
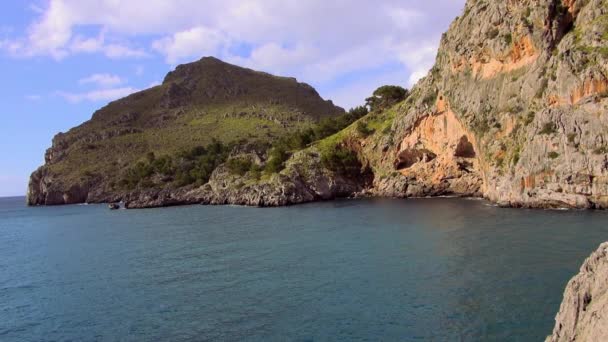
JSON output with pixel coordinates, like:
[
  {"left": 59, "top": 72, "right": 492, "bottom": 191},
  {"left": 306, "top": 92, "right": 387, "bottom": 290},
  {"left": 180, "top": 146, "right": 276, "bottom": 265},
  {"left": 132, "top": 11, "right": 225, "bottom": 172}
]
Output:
[
  {"left": 546, "top": 242, "right": 608, "bottom": 342},
  {"left": 122, "top": 149, "right": 371, "bottom": 209}
]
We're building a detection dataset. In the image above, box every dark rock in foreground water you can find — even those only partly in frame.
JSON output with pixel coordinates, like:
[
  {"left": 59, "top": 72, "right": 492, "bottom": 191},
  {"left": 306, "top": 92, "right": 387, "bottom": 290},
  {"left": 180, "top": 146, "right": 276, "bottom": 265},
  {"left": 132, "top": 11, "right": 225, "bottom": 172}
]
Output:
[{"left": 546, "top": 242, "right": 608, "bottom": 342}]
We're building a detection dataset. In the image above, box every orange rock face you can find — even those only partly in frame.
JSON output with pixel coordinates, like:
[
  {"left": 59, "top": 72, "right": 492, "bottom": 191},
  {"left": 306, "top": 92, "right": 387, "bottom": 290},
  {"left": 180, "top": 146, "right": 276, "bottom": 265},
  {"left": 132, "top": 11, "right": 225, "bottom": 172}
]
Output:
[
  {"left": 549, "top": 76, "right": 608, "bottom": 106},
  {"left": 451, "top": 35, "right": 539, "bottom": 79},
  {"left": 474, "top": 35, "right": 538, "bottom": 79},
  {"left": 394, "top": 99, "right": 481, "bottom": 190},
  {"left": 570, "top": 77, "right": 608, "bottom": 104}
]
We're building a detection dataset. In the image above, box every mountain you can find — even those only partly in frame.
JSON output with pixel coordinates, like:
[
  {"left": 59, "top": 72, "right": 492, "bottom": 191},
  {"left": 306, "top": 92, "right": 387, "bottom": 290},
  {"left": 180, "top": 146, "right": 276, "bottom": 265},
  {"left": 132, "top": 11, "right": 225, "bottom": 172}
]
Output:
[
  {"left": 27, "top": 57, "right": 344, "bottom": 205},
  {"left": 29, "top": 0, "right": 608, "bottom": 209},
  {"left": 180, "top": 0, "right": 607, "bottom": 210}
]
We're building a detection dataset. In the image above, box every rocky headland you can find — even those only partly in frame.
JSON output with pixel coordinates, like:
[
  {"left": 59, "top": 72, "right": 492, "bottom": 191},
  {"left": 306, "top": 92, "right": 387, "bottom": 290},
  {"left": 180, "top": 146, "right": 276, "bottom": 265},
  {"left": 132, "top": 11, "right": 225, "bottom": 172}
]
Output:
[
  {"left": 29, "top": 0, "right": 608, "bottom": 210},
  {"left": 25, "top": 2, "right": 608, "bottom": 339}
]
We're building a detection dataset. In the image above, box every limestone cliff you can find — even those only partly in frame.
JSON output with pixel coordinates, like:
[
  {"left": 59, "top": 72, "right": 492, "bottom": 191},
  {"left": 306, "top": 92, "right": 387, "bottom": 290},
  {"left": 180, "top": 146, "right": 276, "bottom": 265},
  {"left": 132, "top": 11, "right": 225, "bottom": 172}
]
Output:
[
  {"left": 29, "top": 0, "right": 608, "bottom": 209},
  {"left": 546, "top": 242, "right": 608, "bottom": 342},
  {"left": 364, "top": 0, "right": 608, "bottom": 208},
  {"left": 217, "top": 0, "right": 608, "bottom": 209}
]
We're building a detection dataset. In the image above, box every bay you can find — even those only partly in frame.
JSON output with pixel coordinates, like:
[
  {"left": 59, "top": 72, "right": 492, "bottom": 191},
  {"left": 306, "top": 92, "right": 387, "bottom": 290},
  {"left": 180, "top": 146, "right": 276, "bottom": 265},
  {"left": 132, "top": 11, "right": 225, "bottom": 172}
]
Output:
[{"left": 1, "top": 197, "right": 607, "bottom": 341}]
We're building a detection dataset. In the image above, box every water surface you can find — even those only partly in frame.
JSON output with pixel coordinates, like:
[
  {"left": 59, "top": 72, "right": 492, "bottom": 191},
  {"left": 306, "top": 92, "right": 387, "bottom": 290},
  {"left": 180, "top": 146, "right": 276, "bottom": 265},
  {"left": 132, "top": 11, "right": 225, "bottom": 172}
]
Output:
[{"left": 1, "top": 197, "right": 607, "bottom": 341}]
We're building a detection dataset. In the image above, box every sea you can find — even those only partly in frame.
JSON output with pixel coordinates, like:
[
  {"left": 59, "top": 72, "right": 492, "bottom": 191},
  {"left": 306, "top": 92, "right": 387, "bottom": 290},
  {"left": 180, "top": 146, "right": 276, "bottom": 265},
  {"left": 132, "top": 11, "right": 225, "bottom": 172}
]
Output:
[{"left": 1, "top": 196, "right": 607, "bottom": 341}]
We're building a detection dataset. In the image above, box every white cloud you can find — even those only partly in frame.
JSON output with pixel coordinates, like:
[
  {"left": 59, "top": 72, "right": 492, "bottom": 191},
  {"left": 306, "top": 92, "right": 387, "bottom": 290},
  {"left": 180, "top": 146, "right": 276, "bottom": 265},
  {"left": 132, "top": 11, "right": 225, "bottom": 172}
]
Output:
[
  {"left": 79, "top": 73, "right": 124, "bottom": 87},
  {"left": 392, "top": 41, "right": 440, "bottom": 86},
  {"left": 2, "top": 1, "right": 147, "bottom": 60},
  {"left": 228, "top": 43, "right": 317, "bottom": 76},
  {"left": 386, "top": 7, "right": 425, "bottom": 29},
  {"left": 68, "top": 33, "right": 147, "bottom": 59},
  {"left": 152, "top": 26, "right": 228, "bottom": 64},
  {"left": 24, "top": 0, "right": 73, "bottom": 59},
  {"left": 57, "top": 87, "right": 139, "bottom": 103},
  {"left": 3, "top": 0, "right": 466, "bottom": 106},
  {"left": 70, "top": 35, "right": 103, "bottom": 53},
  {"left": 103, "top": 43, "right": 147, "bottom": 58}
]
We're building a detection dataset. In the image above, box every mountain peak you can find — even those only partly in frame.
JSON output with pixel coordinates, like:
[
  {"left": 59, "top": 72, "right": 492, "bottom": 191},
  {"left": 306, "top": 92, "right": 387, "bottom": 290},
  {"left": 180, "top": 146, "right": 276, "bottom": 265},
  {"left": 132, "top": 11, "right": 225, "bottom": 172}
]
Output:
[{"left": 27, "top": 57, "right": 344, "bottom": 205}]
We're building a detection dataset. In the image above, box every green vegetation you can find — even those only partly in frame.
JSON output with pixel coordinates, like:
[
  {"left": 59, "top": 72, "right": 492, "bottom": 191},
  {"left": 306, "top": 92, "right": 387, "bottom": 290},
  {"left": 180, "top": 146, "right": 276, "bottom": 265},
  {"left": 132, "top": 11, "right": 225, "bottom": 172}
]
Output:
[
  {"left": 487, "top": 28, "right": 500, "bottom": 39},
  {"left": 261, "top": 106, "right": 370, "bottom": 174},
  {"left": 120, "top": 103, "right": 370, "bottom": 186},
  {"left": 540, "top": 122, "right": 558, "bottom": 135},
  {"left": 548, "top": 151, "right": 560, "bottom": 159},
  {"left": 320, "top": 145, "right": 362, "bottom": 177},
  {"left": 119, "top": 139, "right": 233, "bottom": 189},
  {"left": 422, "top": 92, "right": 438, "bottom": 107},
  {"left": 226, "top": 157, "right": 257, "bottom": 176},
  {"left": 356, "top": 121, "right": 374, "bottom": 137},
  {"left": 472, "top": 117, "right": 491, "bottom": 136},
  {"left": 594, "top": 146, "right": 608, "bottom": 155},
  {"left": 44, "top": 57, "right": 350, "bottom": 189},
  {"left": 365, "top": 86, "right": 408, "bottom": 112},
  {"left": 503, "top": 33, "right": 513, "bottom": 45},
  {"left": 524, "top": 111, "right": 535, "bottom": 126},
  {"left": 512, "top": 148, "right": 521, "bottom": 166}
]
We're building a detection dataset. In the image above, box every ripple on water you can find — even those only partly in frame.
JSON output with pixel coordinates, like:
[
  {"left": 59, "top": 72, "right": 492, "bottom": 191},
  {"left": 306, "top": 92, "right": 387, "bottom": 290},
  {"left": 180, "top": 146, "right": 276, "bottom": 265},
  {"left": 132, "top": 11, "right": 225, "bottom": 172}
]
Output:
[{"left": 0, "top": 197, "right": 607, "bottom": 341}]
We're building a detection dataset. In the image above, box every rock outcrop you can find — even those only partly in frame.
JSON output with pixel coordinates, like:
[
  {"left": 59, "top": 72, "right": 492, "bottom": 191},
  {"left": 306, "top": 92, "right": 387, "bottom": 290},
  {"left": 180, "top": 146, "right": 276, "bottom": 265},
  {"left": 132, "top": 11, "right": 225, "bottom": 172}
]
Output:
[
  {"left": 29, "top": 0, "right": 608, "bottom": 209},
  {"left": 308, "top": 0, "right": 608, "bottom": 209},
  {"left": 123, "top": 149, "right": 371, "bottom": 208},
  {"left": 546, "top": 242, "right": 608, "bottom": 342},
  {"left": 359, "top": 0, "right": 608, "bottom": 209}
]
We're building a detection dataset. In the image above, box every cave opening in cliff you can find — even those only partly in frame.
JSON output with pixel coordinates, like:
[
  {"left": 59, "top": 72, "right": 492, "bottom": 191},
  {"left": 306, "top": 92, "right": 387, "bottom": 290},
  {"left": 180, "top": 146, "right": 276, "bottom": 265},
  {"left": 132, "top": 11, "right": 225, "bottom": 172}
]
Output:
[{"left": 454, "top": 136, "right": 476, "bottom": 158}]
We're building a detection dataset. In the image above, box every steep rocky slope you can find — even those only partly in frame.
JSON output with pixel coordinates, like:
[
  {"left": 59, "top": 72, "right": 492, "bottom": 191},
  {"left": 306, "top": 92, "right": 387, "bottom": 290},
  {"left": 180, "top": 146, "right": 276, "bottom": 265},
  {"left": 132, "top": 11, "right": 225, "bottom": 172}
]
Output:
[
  {"left": 27, "top": 57, "right": 343, "bottom": 205},
  {"left": 230, "top": 0, "right": 608, "bottom": 209},
  {"left": 546, "top": 242, "right": 608, "bottom": 342},
  {"left": 360, "top": 0, "right": 608, "bottom": 209},
  {"left": 29, "top": 0, "right": 608, "bottom": 209},
  {"left": 428, "top": 0, "right": 608, "bottom": 208}
]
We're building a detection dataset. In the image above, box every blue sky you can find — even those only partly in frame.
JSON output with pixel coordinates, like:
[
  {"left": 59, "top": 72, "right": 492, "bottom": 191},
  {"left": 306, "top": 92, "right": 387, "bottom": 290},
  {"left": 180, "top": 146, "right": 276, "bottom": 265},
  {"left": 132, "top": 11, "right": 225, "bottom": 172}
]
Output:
[{"left": 0, "top": 0, "right": 465, "bottom": 197}]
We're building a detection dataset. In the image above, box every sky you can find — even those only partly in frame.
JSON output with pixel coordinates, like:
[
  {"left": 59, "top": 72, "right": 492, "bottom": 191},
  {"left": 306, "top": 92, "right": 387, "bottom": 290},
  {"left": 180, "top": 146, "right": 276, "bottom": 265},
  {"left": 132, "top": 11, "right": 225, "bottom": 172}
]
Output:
[{"left": 0, "top": 0, "right": 465, "bottom": 197}]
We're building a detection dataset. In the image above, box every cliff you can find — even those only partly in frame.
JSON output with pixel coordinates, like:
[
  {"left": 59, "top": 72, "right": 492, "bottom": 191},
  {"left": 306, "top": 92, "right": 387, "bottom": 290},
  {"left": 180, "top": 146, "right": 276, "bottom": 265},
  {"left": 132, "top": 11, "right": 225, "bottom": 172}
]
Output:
[
  {"left": 358, "top": 0, "right": 608, "bottom": 209},
  {"left": 228, "top": 0, "right": 608, "bottom": 209},
  {"left": 29, "top": 0, "right": 608, "bottom": 209},
  {"left": 546, "top": 242, "right": 608, "bottom": 341}
]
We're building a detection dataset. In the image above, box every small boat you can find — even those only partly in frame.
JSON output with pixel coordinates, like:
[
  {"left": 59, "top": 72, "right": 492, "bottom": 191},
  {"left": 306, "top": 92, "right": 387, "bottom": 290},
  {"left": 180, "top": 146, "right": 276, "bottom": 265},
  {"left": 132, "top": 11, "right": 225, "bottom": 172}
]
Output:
[{"left": 108, "top": 203, "right": 120, "bottom": 210}]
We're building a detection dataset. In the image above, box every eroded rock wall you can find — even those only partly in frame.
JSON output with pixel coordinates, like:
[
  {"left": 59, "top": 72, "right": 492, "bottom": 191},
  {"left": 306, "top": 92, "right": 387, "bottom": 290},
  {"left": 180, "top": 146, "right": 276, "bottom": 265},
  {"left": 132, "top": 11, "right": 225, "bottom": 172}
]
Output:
[
  {"left": 546, "top": 242, "right": 608, "bottom": 342},
  {"left": 361, "top": 0, "right": 608, "bottom": 208}
]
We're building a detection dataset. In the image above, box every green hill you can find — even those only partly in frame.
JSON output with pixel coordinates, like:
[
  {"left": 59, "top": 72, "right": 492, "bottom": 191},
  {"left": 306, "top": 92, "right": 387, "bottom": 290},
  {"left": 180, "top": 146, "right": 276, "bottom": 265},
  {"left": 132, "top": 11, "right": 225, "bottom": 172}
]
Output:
[{"left": 28, "top": 57, "right": 345, "bottom": 205}]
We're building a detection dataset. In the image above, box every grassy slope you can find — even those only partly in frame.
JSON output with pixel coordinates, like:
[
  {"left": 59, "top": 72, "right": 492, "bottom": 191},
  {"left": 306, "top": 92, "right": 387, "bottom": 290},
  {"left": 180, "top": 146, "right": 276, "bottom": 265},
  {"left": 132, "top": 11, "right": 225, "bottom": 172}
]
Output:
[{"left": 45, "top": 57, "right": 343, "bottom": 186}]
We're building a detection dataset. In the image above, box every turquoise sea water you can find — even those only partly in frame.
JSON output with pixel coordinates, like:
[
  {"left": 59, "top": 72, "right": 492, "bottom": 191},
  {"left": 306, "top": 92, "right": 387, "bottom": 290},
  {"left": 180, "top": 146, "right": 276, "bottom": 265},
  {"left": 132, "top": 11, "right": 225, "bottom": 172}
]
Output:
[{"left": 1, "top": 196, "right": 608, "bottom": 341}]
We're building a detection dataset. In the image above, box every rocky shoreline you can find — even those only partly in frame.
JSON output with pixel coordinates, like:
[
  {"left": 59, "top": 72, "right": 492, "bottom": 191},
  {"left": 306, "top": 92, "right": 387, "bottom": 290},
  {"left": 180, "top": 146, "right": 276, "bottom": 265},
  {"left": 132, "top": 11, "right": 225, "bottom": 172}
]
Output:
[
  {"left": 546, "top": 242, "right": 608, "bottom": 342},
  {"left": 28, "top": 1, "right": 608, "bottom": 212}
]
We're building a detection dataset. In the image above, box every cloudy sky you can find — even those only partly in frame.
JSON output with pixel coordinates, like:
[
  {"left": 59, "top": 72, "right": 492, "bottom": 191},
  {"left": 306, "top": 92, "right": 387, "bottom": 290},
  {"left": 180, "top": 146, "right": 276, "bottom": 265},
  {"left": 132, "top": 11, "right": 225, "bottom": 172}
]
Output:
[{"left": 0, "top": 0, "right": 465, "bottom": 197}]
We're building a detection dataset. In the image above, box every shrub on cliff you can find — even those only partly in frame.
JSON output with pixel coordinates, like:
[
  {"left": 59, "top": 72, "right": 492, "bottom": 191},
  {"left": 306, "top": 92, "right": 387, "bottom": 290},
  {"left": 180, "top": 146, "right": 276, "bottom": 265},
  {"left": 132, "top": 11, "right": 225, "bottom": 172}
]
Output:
[
  {"left": 120, "top": 139, "right": 232, "bottom": 189},
  {"left": 226, "top": 158, "right": 254, "bottom": 176},
  {"left": 261, "top": 107, "right": 369, "bottom": 175},
  {"left": 365, "top": 85, "right": 408, "bottom": 112},
  {"left": 356, "top": 121, "right": 374, "bottom": 137},
  {"left": 321, "top": 146, "right": 361, "bottom": 177}
]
